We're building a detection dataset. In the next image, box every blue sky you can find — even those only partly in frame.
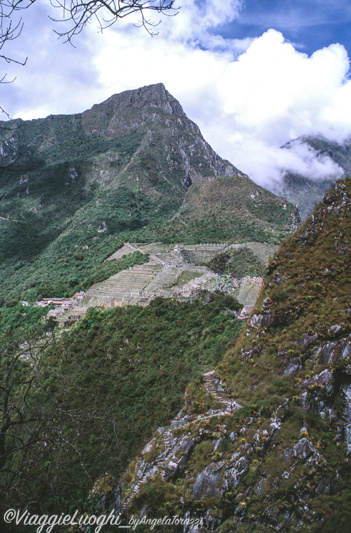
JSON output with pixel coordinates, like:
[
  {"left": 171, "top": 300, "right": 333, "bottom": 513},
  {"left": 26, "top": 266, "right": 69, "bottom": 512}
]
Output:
[
  {"left": 220, "top": 0, "right": 351, "bottom": 56},
  {"left": 1, "top": 0, "right": 350, "bottom": 189}
]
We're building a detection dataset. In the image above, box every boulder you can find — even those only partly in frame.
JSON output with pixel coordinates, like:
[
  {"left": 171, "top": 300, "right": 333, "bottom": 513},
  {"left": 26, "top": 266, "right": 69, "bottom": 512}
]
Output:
[
  {"left": 250, "top": 313, "right": 274, "bottom": 328},
  {"left": 295, "top": 332, "right": 318, "bottom": 348},
  {"left": 293, "top": 438, "right": 315, "bottom": 460},
  {"left": 283, "top": 357, "right": 302, "bottom": 376},
  {"left": 314, "top": 369, "right": 334, "bottom": 394},
  {"left": 193, "top": 462, "right": 224, "bottom": 500},
  {"left": 222, "top": 456, "right": 250, "bottom": 491},
  {"left": 229, "top": 431, "right": 237, "bottom": 442}
]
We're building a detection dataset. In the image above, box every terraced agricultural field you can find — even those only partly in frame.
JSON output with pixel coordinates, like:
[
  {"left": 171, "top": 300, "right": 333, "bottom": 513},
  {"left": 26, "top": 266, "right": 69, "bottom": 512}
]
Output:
[{"left": 57, "top": 241, "right": 273, "bottom": 323}]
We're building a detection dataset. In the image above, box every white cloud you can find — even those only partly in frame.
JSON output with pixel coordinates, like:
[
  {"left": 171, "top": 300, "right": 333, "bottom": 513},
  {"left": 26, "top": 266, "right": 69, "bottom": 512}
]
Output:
[
  {"left": 202, "top": 29, "right": 351, "bottom": 186},
  {"left": 92, "top": 27, "right": 231, "bottom": 113},
  {"left": 216, "top": 30, "right": 351, "bottom": 143},
  {"left": 283, "top": 140, "right": 344, "bottom": 179},
  {"left": 1, "top": 0, "right": 245, "bottom": 118},
  {"left": 89, "top": 25, "right": 351, "bottom": 190},
  {"left": 2, "top": 3, "right": 351, "bottom": 192},
  {"left": 155, "top": 0, "right": 243, "bottom": 42}
]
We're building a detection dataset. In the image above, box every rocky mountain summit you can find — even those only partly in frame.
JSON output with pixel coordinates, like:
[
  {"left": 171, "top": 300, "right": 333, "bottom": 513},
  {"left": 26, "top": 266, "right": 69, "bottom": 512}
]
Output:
[
  {"left": 0, "top": 83, "right": 240, "bottom": 191},
  {"left": 0, "top": 83, "right": 297, "bottom": 303},
  {"left": 108, "top": 178, "right": 351, "bottom": 531}
]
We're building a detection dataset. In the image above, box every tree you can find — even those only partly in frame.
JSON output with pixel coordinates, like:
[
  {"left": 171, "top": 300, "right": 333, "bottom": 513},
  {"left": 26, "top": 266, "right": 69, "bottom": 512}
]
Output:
[
  {"left": 0, "top": 313, "right": 121, "bottom": 513},
  {"left": 0, "top": 2, "right": 26, "bottom": 72},
  {"left": 0, "top": 0, "right": 176, "bottom": 59},
  {"left": 0, "top": 315, "right": 57, "bottom": 510}
]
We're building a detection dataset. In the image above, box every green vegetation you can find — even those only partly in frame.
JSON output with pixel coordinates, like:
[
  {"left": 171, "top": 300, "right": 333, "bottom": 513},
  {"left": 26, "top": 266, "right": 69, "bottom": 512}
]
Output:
[
  {"left": 205, "top": 178, "right": 351, "bottom": 528},
  {"left": 81, "top": 251, "right": 149, "bottom": 291},
  {"left": 0, "top": 292, "right": 243, "bottom": 516},
  {"left": 154, "top": 176, "right": 297, "bottom": 245},
  {"left": 0, "top": 92, "right": 296, "bottom": 305},
  {"left": 208, "top": 247, "right": 266, "bottom": 278},
  {"left": 0, "top": 85, "right": 324, "bottom": 530},
  {"left": 176, "top": 270, "right": 204, "bottom": 286},
  {"left": 218, "top": 179, "right": 351, "bottom": 405},
  {"left": 113, "top": 179, "right": 351, "bottom": 531},
  {"left": 0, "top": 301, "right": 52, "bottom": 340},
  {"left": 0, "top": 184, "right": 155, "bottom": 302}
]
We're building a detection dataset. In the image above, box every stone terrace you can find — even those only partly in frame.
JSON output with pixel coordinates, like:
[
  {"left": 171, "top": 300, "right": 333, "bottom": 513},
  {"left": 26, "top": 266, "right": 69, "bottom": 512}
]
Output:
[{"left": 60, "top": 242, "right": 270, "bottom": 321}]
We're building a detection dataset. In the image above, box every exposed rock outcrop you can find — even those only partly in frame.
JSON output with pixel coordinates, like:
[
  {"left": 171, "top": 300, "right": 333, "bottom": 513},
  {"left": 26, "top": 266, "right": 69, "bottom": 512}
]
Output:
[{"left": 109, "top": 178, "right": 351, "bottom": 532}]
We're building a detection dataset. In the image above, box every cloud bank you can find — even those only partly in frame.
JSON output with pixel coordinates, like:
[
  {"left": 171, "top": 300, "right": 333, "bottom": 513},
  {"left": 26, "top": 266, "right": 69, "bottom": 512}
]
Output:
[{"left": 1, "top": 1, "right": 351, "bottom": 189}]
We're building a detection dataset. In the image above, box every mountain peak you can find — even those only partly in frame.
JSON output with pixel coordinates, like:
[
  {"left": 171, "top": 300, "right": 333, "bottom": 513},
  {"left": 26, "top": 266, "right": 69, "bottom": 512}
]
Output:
[{"left": 87, "top": 83, "right": 186, "bottom": 119}]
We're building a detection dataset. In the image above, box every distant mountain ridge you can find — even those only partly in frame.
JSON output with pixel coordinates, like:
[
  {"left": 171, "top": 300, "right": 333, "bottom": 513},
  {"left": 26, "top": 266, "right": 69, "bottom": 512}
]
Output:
[
  {"left": 276, "top": 135, "right": 351, "bottom": 220},
  {"left": 0, "top": 83, "right": 297, "bottom": 303}
]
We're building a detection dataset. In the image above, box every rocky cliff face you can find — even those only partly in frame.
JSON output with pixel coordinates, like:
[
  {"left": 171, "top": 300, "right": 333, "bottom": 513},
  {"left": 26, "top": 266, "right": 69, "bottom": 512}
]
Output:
[
  {"left": 86, "top": 83, "right": 187, "bottom": 120},
  {"left": 112, "top": 178, "right": 351, "bottom": 531}
]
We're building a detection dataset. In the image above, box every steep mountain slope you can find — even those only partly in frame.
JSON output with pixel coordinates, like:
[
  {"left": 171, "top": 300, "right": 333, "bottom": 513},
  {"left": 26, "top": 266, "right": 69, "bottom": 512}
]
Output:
[
  {"left": 116, "top": 178, "right": 351, "bottom": 531},
  {"left": 0, "top": 293, "right": 245, "bottom": 521},
  {"left": 157, "top": 175, "right": 300, "bottom": 244},
  {"left": 0, "top": 84, "right": 296, "bottom": 303},
  {"left": 277, "top": 135, "right": 351, "bottom": 220}
]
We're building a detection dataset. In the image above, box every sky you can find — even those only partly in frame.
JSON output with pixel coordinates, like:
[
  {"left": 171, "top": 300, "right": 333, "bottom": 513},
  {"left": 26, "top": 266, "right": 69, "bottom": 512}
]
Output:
[{"left": 1, "top": 0, "right": 351, "bottom": 190}]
